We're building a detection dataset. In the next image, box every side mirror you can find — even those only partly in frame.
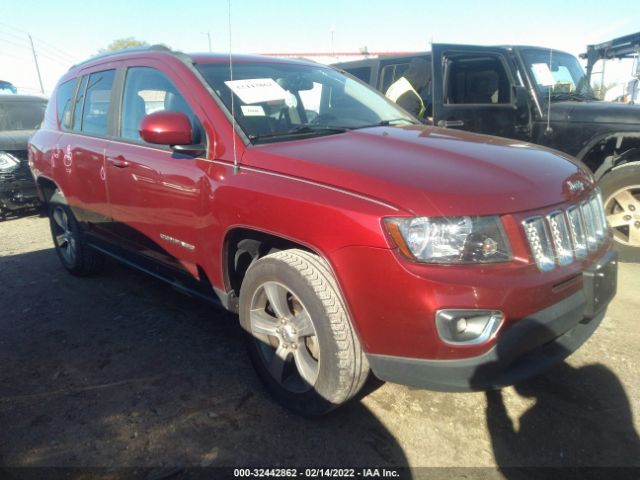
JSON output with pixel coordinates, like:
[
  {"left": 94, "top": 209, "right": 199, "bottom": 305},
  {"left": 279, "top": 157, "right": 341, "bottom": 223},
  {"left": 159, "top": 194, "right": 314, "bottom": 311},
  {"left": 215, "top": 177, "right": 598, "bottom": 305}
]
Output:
[
  {"left": 513, "top": 85, "right": 529, "bottom": 108},
  {"left": 513, "top": 85, "right": 532, "bottom": 134},
  {"left": 139, "top": 111, "right": 193, "bottom": 146}
]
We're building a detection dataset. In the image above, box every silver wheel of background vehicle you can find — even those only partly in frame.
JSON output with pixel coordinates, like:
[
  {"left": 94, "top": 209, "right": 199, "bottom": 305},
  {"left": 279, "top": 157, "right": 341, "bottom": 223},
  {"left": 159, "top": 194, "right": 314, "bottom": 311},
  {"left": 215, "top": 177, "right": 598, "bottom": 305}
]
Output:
[
  {"left": 249, "top": 281, "right": 320, "bottom": 393},
  {"left": 599, "top": 162, "right": 640, "bottom": 262},
  {"left": 51, "top": 205, "right": 77, "bottom": 266},
  {"left": 604, "top": 185, "right": 640, "bottom": 247}
]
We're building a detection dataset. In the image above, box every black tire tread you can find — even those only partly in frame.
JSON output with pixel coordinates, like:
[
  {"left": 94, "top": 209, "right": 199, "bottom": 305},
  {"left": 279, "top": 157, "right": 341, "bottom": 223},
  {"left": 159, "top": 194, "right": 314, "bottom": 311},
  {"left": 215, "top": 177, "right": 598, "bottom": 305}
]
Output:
[
  {"left": 49, "top": 192, "right": 105, "bottom": 276},
  {"left": 265, "top": 249, "right": 369, "bottom": 403}
]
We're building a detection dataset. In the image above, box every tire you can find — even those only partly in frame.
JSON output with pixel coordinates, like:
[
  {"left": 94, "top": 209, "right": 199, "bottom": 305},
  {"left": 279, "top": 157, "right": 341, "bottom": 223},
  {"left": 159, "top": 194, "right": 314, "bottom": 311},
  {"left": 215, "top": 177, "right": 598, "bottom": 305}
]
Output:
[
  {"left": 238, "top": 249, "right": 369, "bottom": 416},
  {"left": 600, "top": 162, "right": 640, "bottom": 262},
  {"left": 48, "top": 192, "right": 105, "bottom": 276}
]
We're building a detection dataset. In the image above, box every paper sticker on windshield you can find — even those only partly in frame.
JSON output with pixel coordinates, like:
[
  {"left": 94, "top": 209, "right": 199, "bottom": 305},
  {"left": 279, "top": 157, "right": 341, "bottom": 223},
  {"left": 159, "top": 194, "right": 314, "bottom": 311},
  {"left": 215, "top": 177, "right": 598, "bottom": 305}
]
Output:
[
  {"left": 531, "top": 63, "right": 555, "bottom": 86},
  {"left": 225, "top": 78, "right": 287, "bottom": 104},
  {"left": 241, "top": 105, "right": 265, "bottom": 116}
]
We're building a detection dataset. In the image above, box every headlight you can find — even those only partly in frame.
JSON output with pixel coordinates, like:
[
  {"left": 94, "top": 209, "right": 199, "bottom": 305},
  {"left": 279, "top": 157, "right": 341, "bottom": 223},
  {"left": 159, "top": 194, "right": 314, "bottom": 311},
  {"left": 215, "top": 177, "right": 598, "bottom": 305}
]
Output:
[
  {"left": 384, "top": 216, "right": 512, "bottom": 264},
  {"left": 0, "top": 152, "right": 20, "bottom": 172}
]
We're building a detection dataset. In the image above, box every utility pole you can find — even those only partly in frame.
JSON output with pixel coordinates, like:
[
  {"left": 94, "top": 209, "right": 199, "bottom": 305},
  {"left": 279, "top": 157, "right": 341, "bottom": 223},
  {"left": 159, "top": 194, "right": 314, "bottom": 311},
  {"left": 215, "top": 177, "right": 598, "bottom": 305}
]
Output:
[{"left": 28, "top": 34, "right": 44, "bottom": 94}]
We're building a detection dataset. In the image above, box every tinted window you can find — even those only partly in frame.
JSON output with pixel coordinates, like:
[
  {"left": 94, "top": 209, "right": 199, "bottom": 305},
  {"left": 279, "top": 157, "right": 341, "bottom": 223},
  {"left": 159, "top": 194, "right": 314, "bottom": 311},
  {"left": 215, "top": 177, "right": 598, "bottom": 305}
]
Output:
[
  {"left": 72, "top": 75, "right": 88, "bottom": 131},
  {"left": 345, "top": 66, "right": 372, "bottom": 84},
  {"left": 443, "top": 53, "right": 511, "bottom": 105},
  {"left": 56, "top": 78, "right": 77, "bottom": 130},
  {"left": 381, "top": 63, "right": 409, "bottom": 93},
  {"left": 81, "top": 70, "right": 115, "bottom": 136},
  {"left": 121, "top": 67, "right": 201, "bottom": 143},
  {"left": 0, "top": 99, "right": 47, "bottom": 131}
]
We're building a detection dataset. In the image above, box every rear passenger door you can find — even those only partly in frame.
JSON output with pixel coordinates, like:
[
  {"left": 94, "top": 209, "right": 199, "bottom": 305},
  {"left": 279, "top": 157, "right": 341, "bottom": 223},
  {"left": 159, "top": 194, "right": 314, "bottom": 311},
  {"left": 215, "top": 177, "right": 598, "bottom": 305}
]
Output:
[
  {"left": 431, "top": 44, "right": 525, "bottom": 139},
  {"left": 56, "top": 69, "right": 115, "bottom": 229}
]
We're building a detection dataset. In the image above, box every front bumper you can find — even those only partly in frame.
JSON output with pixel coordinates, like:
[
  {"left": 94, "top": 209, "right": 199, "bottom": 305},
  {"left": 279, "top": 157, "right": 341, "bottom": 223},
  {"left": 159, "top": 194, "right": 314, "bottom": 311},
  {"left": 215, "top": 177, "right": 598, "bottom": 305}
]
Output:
[{"left": 367, "top": 250, "right": 618, "bottom": 391}]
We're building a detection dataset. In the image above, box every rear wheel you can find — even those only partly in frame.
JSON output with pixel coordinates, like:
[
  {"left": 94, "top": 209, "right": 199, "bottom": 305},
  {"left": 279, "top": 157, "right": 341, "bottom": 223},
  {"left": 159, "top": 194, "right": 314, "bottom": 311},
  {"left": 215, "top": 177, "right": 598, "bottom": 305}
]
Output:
[
  {"left": 600, "top": 162, "right": 640, "bottom": 262},
  {"left": 239, "top": 249, "right": 369, "bottom": 416},
  {"left": 49, "top": 192, "right": 105, "bottom": 275}
]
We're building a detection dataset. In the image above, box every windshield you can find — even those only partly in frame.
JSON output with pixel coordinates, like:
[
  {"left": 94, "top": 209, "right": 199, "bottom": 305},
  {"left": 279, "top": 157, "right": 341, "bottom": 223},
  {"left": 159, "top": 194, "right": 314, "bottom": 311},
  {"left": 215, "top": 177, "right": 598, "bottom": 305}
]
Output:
[
  {"left": 521, "top": 49, "right": 595, "bottom": 100},
  {"left": 196, "top": 61, "right": 417, "bottom": 143},
  {"left": 0, "top": 100, "right": 47, "bottom": 131}
]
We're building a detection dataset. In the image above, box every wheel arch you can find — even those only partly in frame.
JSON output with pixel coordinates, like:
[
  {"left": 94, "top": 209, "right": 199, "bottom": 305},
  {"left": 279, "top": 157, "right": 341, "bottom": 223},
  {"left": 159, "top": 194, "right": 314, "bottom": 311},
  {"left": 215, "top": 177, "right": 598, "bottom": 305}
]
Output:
[
  {"left": 36, "top": 176, "right": 62, "bottom": 203},
  {"left": 576, "top": 131, "right": 640, "bottom": 180},
  {"left": 222, "top": 227, "right": 331, "bottom": 311}
]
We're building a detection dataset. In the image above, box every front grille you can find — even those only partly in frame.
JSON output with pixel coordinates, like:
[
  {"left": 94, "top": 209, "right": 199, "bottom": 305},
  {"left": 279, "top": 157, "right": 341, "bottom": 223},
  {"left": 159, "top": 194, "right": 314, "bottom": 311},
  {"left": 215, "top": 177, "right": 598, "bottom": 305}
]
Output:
[{"left": 523, "top": 192, "right": 608, "bottom": 271}]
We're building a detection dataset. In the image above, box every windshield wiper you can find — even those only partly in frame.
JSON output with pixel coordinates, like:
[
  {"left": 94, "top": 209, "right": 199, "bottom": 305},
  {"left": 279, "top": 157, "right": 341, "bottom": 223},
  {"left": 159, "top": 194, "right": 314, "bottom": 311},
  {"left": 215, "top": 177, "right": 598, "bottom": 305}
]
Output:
[
  {"left": 248, "top": 125, "right": 349, "bottom": 142},
  {"left": 351, "top": 118, "right": 420, "bottom": 130}
]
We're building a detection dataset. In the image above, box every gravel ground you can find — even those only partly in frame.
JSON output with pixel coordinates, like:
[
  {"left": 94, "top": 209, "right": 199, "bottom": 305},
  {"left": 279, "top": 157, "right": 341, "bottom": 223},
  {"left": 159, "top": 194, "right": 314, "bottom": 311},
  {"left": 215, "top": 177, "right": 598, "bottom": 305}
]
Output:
[{"left": 0, "top": 214, "right": 638, "bottom": 478}]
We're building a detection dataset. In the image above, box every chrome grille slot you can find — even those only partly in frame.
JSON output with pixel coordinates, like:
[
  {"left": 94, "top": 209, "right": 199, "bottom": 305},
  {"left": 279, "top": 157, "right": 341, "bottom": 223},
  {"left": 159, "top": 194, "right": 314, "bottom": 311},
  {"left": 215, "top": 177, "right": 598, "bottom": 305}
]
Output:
[
  {"left": 547, "top": 211, "right": 573, "bottom": 266},
  {"left": 523, "top": 217, "right": 555, "bottom": 272},
  {"left": 523, "top": 193, "right": 608, "bottom": 271},
  {"left": 589, "top": 195, "right": 606, "bottom": 242},
  {"left": 567, "top": 206, "right": 588, "bottom": 258},
  {"left": 581, "top": 200, "right": 598, "bottom": 251}
]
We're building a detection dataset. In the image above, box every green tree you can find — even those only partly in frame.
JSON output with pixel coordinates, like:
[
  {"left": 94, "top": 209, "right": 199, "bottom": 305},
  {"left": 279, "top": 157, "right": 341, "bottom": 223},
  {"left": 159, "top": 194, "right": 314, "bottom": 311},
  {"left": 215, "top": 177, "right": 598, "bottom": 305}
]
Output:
[{"left": 98, "top": 37, "right": 148, "bottom": 54}]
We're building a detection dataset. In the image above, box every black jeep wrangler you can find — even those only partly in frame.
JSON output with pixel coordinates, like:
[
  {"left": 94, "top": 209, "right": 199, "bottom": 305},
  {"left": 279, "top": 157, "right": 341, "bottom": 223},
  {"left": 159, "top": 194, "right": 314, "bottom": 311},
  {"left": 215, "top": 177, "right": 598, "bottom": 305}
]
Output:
[{"left": 334, "top": 42, "right": 640, "bottom": 259}]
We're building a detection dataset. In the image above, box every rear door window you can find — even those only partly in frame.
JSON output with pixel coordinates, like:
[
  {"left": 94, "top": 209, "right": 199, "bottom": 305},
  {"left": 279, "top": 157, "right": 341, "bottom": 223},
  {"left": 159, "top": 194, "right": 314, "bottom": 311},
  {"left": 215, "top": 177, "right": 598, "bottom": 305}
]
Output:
[
  {"left": 80, "top": 70, "right": 115, "bottom": 136},
  {"left": 72, "top": 75, "right": 88, "bottom": 131}
]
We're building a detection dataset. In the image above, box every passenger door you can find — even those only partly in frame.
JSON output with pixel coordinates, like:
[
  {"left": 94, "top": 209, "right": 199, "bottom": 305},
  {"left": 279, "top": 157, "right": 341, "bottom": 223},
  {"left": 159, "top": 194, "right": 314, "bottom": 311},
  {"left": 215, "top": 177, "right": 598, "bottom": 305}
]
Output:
[
  {"left": 431, "top": 44, "right": 529, "bottom": 140},
  {"left": 104, "top": 64, "right": 206, "bottom": 279},
  {"left": 57, "top": 70, "right": 115, "bottom": 229}
]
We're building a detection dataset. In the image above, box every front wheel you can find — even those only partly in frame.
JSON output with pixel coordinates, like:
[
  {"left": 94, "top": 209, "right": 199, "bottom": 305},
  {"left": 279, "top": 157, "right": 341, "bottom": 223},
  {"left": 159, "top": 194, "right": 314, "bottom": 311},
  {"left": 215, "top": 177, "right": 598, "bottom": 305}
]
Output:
[
  {"left": 239, "top": 249, "right": 369, "bottom": 416},
  {"left": 600, "top": 162, "right": 640, "bottom": 262}
]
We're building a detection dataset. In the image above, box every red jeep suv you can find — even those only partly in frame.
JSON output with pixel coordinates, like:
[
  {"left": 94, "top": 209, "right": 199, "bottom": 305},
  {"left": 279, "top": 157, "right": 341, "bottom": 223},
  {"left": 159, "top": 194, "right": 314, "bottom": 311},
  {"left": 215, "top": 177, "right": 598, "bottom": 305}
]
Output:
[{"left": 29, "top": 46, "right": 617, "bottom": 415}]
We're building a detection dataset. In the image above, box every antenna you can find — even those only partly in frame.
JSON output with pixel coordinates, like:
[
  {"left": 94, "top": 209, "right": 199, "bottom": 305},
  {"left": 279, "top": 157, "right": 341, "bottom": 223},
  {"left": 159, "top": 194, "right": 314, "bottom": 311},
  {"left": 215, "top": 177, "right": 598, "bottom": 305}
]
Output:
[
  {"left": 228, "top": 0, "right": 239, "bottom": 174},
  {"left": 545, "top": 48, "right": 553, "bottom": 135}
]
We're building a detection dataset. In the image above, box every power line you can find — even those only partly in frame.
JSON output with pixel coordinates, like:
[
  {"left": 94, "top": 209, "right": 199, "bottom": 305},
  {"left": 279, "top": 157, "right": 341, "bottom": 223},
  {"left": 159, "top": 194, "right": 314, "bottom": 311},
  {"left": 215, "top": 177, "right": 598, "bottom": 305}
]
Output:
[
  {"left": 0, "top": 37, "right": 73, "bottom": 68},
  {"left": 0, "top": 30, "right": 76, "bottom": 65},
  {"left": 0, "top": 50, "right": 30, "bottom": 62},
  {"left": 0, "top": 21, "right": 78, "bottom": 62}
]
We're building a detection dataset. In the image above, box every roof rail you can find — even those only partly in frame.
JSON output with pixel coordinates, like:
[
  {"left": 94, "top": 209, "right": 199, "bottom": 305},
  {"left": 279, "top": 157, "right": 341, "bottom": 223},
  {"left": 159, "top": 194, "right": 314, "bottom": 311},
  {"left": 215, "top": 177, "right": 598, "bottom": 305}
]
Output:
[{"left": 68, "top": 44, "right": 185, "bottom": 71}]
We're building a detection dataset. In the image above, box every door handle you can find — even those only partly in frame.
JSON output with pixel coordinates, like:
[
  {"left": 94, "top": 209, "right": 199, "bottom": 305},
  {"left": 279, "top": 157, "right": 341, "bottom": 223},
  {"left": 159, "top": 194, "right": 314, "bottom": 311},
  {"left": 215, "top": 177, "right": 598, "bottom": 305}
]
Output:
[
  {"left": 107, "top": 155, "right": 129, "bottom": 168},
  {"left": 437, "top": 119, "right": 464, "bottom": 128}
]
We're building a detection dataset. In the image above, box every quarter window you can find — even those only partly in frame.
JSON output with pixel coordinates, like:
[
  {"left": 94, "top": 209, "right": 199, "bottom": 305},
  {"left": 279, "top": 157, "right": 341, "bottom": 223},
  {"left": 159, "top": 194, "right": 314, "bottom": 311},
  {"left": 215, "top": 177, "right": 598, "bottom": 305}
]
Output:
[
  {"left": 81, "top": 70, "right": 115, "bottom": 136},
  {"left": 56, "top": 78, "right": 77, "bottom": 130}
]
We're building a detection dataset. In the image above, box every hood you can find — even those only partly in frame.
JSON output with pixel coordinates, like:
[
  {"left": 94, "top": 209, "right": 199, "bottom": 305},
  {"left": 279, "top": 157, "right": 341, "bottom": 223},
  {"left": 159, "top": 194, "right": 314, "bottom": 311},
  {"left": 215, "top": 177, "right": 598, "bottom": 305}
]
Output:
[
  {"left": 243, "top": 126, "right": 594, "bottom": 216},
  {"left": 549, "top": 100, "right": 640, "bottom": 125},
  {"left": 0, "top": 130, "right": 34, "bottom": 151}
]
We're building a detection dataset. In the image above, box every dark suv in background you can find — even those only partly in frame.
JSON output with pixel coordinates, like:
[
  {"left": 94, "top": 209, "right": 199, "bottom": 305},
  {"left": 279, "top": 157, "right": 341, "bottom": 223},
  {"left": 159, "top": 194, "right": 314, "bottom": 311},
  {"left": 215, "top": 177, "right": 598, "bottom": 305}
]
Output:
[
  {"left": 335, "top": 44, "right": 640, "bottom": 259},
  {"left": 0, "top": 94, "right": 47, "bottom": 218}
]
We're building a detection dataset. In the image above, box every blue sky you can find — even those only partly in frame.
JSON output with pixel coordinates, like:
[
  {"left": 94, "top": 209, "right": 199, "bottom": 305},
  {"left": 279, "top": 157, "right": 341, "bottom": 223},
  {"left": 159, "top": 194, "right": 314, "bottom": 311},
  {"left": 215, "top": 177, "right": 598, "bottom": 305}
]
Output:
[{"left": 2, "top": 0, "right": 639, "bottom": 94}]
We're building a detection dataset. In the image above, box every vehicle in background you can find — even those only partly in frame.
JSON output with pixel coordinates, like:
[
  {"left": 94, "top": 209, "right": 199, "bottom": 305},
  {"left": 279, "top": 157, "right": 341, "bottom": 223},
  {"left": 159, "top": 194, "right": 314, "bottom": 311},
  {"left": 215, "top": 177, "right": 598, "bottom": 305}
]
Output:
[
  {"left": 605, "top": 79, "right": 639, "bottom": 104},
  {"left": 583, "top": 33, "right": 640, "bottom": 106},
  {"left": 334, "top": 40, "right": 640, "bottom": 259},
  {"left": 0, "top": 81, "right": 18, "bottom": 94},
  {"left": 0, "top": 94, "right": 47, "bottom": 218},
  {"left": 29, "top": 47, "right": 616, "bottom": 415}
]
